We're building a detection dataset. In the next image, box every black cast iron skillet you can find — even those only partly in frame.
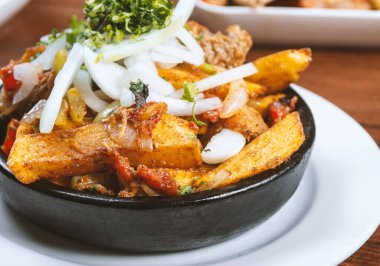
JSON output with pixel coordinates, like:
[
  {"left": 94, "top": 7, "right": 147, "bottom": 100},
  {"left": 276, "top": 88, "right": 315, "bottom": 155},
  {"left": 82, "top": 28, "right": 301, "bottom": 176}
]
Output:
[{"left": 0, "top": 88, "right": 315, "bottom": 252}]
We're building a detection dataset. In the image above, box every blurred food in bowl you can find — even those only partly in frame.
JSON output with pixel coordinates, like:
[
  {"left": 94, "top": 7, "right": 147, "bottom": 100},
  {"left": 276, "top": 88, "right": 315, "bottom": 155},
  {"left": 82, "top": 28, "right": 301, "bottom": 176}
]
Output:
[{"left": 203, "top": 0, "right": 380, "bottom": 9}]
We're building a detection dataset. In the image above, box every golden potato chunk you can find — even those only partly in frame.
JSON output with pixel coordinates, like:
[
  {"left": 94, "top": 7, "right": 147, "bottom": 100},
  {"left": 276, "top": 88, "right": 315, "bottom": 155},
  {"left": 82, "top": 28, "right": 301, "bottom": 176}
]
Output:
[
  {"left": 222, "top": 106, "right": 268, "bottom": 141},
  {"left": 246, "top": 49, "right": 312, "bottom": 94},
  {"left": 8, "top": 114, "right": 202, "bottom": 184},
  {"left": 195, "top": 112, "right": 305, "bottom": 190}
]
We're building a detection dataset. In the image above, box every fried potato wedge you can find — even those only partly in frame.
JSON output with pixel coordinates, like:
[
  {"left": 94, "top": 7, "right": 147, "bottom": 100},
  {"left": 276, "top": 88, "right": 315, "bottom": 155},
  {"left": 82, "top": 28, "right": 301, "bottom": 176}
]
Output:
[
  {"left": 222, "top": 106, "right": 268, "bottom": 141},
  {"left": 8, "top": 114, "right": 202, "bottom": 184},
  {"left": 195, "top": 112, "right": 305, "bottom": 190},
  {"left": 246, "top": 49, "right": 312, "bottom": 94},
  {"left": 244, "top": 80, "right": 267, "bottom": 98}
]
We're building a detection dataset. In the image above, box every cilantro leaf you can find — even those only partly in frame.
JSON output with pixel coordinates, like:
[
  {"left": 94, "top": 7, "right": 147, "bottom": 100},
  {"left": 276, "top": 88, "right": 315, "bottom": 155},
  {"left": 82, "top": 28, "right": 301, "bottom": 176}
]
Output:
[
  {"left": 181, "top": 82, "right": 199, "bottom": 102},
  {"left": 192, "top": 102, "right": 206, "bottom": 126},
  {"left": 181, "top": 82, "right": 206, "bottom": 126},
  {"left": 180, "top": 185, "right": 194, "bottom": 195},
  {"left": 129, "top": 79, "right": 149, "bottom": 109}
]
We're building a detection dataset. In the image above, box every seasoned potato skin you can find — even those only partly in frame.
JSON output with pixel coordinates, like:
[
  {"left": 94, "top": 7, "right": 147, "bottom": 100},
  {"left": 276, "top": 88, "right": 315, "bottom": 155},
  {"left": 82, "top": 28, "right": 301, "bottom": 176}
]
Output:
[
  {"left": 246, "top": 49, "right": 312, "bottom": 94},
  {"left": 196, "top": 112, "right": 305, "bottom": 189},
  {"left": 8, "top": 114, "right": 202, "bottom": 184},
  {"left": 222, "top": 106, "right": 268, "bottom": 141}
]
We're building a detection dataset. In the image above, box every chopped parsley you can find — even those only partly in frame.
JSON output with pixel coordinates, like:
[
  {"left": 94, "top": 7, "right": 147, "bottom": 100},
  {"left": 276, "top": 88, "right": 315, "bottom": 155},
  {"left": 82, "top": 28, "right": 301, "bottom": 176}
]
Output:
[
  {"left": 84, "top": 0, "right": 173, "bottom": 46},
  {"left": 129, "top": 79, "right": 149, "bottom": 109},
  {"left": 179, "top": 185, "right": 194, "bottom": 195},
  {"left": 46, "top": 0, "right": 174, "bottom": 49}
]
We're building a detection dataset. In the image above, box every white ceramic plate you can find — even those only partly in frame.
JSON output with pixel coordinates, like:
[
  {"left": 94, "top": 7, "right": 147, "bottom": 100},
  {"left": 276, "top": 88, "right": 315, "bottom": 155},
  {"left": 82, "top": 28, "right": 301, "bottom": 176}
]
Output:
[
  {"left": 0, "top": 85, "right": 379, "bottom": 266},
  {"left": 0, "top": 0, "right": 29, "bottom": 27},
  {"left": 192, "top": 1, "right": 380, "bottom": 47}
]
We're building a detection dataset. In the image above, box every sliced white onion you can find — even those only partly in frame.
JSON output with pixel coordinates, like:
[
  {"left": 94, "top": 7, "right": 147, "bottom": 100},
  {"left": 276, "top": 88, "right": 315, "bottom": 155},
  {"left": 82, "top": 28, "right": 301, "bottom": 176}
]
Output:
[
  {"left": 173, "top": 0, "right": 197, "bottom": 27},
  {"left": 21, "top": 99, "right": 47, "bottom": 124},
  {"left": 172, "top": 63, "right": 258, "bottom": 98},
  {"left": 120, "top": 88, "right": 135, "bottom": 107},
  {"left": 39, "top": 34, "right": 50, "bottom": 44},
  {"left": 202, "top": 129, "right": 246, "bottom": 164},
  {"left": 123, "top": 63, "right": 175, "bottom": 96},
  {"left": 13, "top": 63, "right": 42, "bottom": 104},
  {"left": 33, "top": 35, "right": 67, "bottom": 71},
  {"left": 156, "top": 62, "right": 178, "bottom": 69},
  {"left": 175, "top": 28, "right": 204, "bottom": 64},
  {"left": 73, "top": 70, "right": 108, "bottom": 112},
  {"left": 102, "top": 18, "right": 183, "bottom": 62},
  {"left": 148, "top": 91, "right": 222, "bottom": 116},
  {"left": 141, "top": 183, "right": 160, "bottom": 197},
  {"left": 152, "top": 51, "right": 183, "bottom": 64},
  {"left": 152, "top": 51, "right": 183, "bottom": 69},
  {"left": 154, "top": 44, "right": 203, "bottom": 66},
  {"left": 220, "top": 79, "right": 249, "bottom": 119},
  {"left": 94, "top": 90, "right": 113, "bottom": 102},
  {"left": 39, "top": 43, "right": 84, "bottom": 133},
  {"left": 124, "top": 52, "right": 157, "bottom": 73},
  {"left": 105, "top": 122, "right": 137, "bottom": 150},
  {"left": 84, "top": 46, "right": 125, "bottom": 100}
]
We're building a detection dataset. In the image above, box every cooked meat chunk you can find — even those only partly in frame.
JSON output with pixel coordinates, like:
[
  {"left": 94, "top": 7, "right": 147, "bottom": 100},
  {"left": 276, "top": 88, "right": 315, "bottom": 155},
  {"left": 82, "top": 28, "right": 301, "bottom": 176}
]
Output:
[
  {"left": 299, "top": 0, "right": 372, "bottom": 9},
  {"left": 186, "top": 21, "right": 253, "bottom": 69}
]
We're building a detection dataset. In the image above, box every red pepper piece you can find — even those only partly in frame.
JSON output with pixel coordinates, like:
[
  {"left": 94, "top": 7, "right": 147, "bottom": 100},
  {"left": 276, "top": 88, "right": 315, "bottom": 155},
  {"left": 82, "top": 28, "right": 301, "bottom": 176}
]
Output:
[{"left": 1, "top": 119, "right": 20, "bottom": 156}]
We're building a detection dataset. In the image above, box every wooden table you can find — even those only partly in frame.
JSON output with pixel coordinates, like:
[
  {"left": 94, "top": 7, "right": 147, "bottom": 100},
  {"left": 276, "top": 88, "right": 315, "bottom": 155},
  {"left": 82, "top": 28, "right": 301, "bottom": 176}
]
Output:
[{"left": 0, "top": 0, "right": 379, "bottom": 264}]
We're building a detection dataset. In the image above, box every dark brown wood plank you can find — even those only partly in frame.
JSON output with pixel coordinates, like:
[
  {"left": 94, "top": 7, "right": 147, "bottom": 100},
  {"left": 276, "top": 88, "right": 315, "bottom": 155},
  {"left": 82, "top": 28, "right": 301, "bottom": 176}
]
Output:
[{"left": 0, "top": 1, "right": 378, "bottom": 264}]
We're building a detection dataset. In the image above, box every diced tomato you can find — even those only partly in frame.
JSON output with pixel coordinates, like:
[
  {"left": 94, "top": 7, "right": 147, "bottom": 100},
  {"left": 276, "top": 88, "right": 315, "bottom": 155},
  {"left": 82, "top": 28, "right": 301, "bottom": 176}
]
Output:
[
  {"left": 108, "top": 150, "right": 134, "bottom": 182},
  {"left": 188, "top": 121, "right": 199, "bottom": 131},
  {"left": 202, "top": 109, "right": 220, "bottom": 123},
  {"left": 0, "top": 45, "right": 45, "bottom": 99},
  {"left": 0, "top": 65, "right": 22, "bottom": 98},
  {"left": 1, "top": 119, "right": 20, "bottom": 156},
  {"left": 268, "top": 96, "right": 298, "bottom": 126},
  {"left": 137, "top": 165, "right": 180, "bottom": 196}
]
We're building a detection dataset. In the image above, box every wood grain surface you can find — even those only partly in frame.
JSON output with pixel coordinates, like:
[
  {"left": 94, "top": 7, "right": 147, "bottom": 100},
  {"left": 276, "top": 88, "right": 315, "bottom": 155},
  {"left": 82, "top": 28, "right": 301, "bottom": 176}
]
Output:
[{"left": 0, "top": 0, "right": 379, "bottom": 264}]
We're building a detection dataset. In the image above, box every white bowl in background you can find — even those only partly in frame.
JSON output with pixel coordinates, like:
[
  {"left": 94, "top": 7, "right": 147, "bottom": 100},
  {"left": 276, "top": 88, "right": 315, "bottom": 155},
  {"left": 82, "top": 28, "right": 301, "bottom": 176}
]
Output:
[
  {"left": 193, "top": 1, "right": 380, "bottom": 47},
  {"left": 0, "top": 0, "right": 29, "bottom": 27}
]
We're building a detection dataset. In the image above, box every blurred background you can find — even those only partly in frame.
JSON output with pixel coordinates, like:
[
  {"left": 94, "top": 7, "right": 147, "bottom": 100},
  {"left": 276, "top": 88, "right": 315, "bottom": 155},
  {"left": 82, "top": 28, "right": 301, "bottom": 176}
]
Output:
[{"left": 0, "top": 0, "right": 379, "bottom": 264}]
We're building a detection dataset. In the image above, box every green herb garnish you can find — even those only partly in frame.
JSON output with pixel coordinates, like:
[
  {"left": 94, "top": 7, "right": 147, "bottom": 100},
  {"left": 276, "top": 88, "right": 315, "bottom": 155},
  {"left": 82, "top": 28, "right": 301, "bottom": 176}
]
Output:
[
  {"left": 180, "top": 185, "right": 194, "bottom": 195},
  {"left": 130, "top": 79, "right": 149, "bottom": 109},
  {"left": 84, "top": 0, "right": 173, "bottom": 45},
  {"left": 182, "top": 82, "right": 206, "bottom": 126},
  {"left": 46, "top": 0, "right": 173, "bottom": 49},
  {"left": 182, "top": 82, "right": 199, "bottom": 102},
  {"left": 191, "top": 102, "right": 206, "bottom": 126}
]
